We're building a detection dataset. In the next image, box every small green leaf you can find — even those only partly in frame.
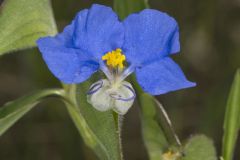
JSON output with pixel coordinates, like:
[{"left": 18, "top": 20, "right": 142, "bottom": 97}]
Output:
[
  {"left": 114, "top": 0, "right": 149, "bottom": 19},
  {"left": 63, "top": 79, "right": 122, "bottom": 160},
  {"left": 0, "top": 89, "right": 65, "bottom": 136},
  {"left": 0, "top": 0, "right": 57, "bottom": 55},
  {"left": 182, "top": 135, "right": 217, "bottom": 160},
  {"left": 222, "top": 69, "right": 240, "bottom": 160}
]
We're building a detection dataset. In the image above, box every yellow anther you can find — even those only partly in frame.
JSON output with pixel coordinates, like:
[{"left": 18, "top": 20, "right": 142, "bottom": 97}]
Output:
[{"left": 102, "top": 48, "right": 126, "bottom": 69}]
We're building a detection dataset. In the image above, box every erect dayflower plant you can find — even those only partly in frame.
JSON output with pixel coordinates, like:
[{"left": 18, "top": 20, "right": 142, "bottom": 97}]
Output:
[{"left": 37, "top": 4, "right": 195, "bottom": 115}]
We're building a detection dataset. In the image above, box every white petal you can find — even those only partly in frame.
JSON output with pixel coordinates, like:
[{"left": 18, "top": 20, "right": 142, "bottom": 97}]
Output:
[
  {"left": 112, "top": 81, "right": 135, "bottom": 115},
  {"left": 87, "top": 79, "right": 112, "bottom": 112},
  {"left": 87, "top": 79, "right": 135, "bottom": 115}
]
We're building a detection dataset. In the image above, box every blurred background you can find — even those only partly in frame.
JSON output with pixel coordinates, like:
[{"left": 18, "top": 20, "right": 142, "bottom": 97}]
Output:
[{"left": 0, "top": 0, "right": 240, "bottom": 159}]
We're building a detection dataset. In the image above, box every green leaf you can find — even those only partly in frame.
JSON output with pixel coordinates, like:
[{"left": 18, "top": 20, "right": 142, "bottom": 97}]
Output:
[
  {"left": 140, "top": 93, "right": 169, "bottom": 160},
  {"left": 139, "top": 93, "right": 182, "bottom": 160},
  {"left": 222, "top": 69, "right": 240, "bottom": 160},
  {"left": 0, "top": 0, "right": 57, "bottom": 55},
  {"left": 63, "top": 79, "right": 122, "bottom": 160},
  {"left": 130, "top": 74, "right": 180, "bottom": 159},
  {"left": 0, "top": 89, "right": 65, "bottom": 136},
  {"left": 114, "top": 0, "right": 149, "bottom": 19},
  {"left": 182, "top": 135, "right": 217, "bottom": 160}
]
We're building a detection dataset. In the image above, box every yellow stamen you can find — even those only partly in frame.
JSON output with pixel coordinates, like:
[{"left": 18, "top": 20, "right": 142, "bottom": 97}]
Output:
[{"left": 102, "top": 48, "right": 126, "bottom": 69}]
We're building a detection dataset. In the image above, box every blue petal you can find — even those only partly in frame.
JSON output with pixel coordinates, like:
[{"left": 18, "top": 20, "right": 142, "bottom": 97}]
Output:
[
  {"left": 37, "top": 36, "right": 99, "bottom": 84},
  {"left": 123, "top": 9, "right": 180, "bottom": 66},
  {"left": 73, "top": 4, "right": 124, "bottom": 59},
  {"left": 136, "top": 57, "right": 196, "bottom": 95}
]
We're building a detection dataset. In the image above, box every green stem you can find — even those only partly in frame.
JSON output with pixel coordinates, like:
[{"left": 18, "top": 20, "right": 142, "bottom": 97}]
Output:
[{"left": 113, "top": 112, "right": 124, "bottom": 160}]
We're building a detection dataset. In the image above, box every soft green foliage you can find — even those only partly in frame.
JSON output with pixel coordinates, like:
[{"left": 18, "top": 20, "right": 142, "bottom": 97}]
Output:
[
  {"left": 114, "top": 0, "right": 149, "bottom": 20},
  {"left": 182, "top": 135, "right": 217, "bottom": 160},
  {"left": 0, "top": 89, "right": 65, "bottom": 136},
  {"left": 222, "top": 69, "right": 240, "bottom": 160},
  {"left": 140, "top": 93, "right": 169, "bottom": 160},
  {"left": 0, "top": 0, "right": 57, "bottom": 55},
  {"left": 64, "top": 79, "right": 122, "bottom": 160}
]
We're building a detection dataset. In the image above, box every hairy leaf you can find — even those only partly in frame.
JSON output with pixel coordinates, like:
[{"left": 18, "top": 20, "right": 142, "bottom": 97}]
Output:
[
  {"left": 0, "top": 0, "right": 57, "bottom": 55},
  {"left": 182, "top": 135, "right": 217, "bottom": 160},
  {"left": 140, "top": 93, "right": 169, "bottom": 160}
]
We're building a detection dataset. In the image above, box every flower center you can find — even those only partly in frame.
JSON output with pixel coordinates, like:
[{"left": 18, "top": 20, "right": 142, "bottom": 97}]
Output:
[
  {"left": 102, "top": 48, "right": 126, "bottom": 69},
  {"left": 100, "top": 48, "right": 133, "bottom": 87},
  {"left": 87, "top": 49, "right": 136, "bottom": 115}
]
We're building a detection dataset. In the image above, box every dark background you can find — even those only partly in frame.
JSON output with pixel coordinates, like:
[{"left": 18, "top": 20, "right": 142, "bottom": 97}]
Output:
[{"left": 0, "top": 0, "right": 240, "bottom": 159}]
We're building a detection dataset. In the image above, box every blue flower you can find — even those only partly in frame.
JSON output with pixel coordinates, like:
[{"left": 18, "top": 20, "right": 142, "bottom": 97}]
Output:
[{"left": 37, "top": 4, "right": 195, "bottom": 114}]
